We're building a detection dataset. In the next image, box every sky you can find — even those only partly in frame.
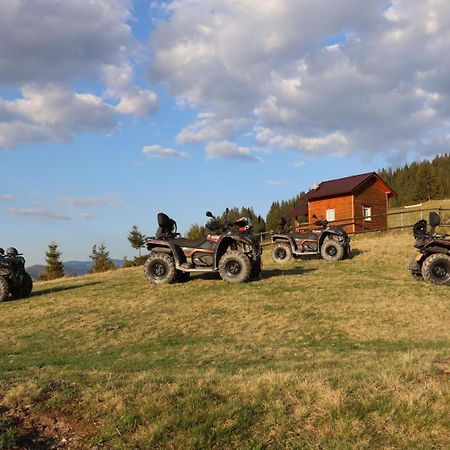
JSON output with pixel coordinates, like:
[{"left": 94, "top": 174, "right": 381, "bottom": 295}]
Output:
[{"left": 1, "top": 0, "right": 450, "bottom": 265}]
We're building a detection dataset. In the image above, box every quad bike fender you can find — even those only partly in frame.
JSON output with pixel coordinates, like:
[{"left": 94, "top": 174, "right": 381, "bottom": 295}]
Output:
[
  {"left": 146, "top": 242, "right": 184, "bottom": 265},
  {"left": 423, "top": 244, "right": 450, "bottom": 255},
  {"left": 271, "top": 233, "right": 289, "bottom": 243},
  {"left": 271, "top": 234, "right": 298, "bottom": 250},
  {"left": 318, "top": 230, "right": 347, "bottom": 248},
  {"left": 214, "top": 235, "right": 255, "bottom": 269}
]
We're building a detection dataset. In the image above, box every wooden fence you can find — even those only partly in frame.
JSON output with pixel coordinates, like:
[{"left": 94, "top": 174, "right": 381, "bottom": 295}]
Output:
[{"left": 257, "top": 206, "right": 450, "bottom": 242}]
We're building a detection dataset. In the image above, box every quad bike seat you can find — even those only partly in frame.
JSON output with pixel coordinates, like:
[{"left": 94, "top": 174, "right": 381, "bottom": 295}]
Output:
[
  {"left": 290, "top": 231, "right": 319, "bottom": 240},
  {"left": 173, "top": 237, "right": 214, "bottom": 249}
]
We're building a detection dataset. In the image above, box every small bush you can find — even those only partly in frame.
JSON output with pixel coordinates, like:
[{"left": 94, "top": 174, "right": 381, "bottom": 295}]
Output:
[{"left": 123, "top": 255, "right": 148, "bottom": 268}]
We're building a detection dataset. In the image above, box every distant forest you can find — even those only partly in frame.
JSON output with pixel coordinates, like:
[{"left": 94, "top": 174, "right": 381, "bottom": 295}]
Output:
[
  {"left": 378, "top": 154, "right": 450, "bottom": 207},
  {"left": 187, "top": 154, "right": 450, "bottom": 237}
]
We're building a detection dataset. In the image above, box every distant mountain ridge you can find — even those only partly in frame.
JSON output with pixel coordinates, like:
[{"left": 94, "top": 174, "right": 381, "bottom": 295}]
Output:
[{"left": 26, "top": 259, "right": 124, "bottom": 280}]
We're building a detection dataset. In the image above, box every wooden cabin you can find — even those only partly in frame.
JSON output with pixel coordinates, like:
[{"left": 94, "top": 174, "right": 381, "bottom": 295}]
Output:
[{"left": 286, "top": 172, "right": 397, "bottom": 233}]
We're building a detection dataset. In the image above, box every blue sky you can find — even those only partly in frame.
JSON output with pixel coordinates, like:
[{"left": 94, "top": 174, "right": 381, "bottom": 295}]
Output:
[{"left": 1, "top": 0, "right": 448, "bottom": 265}]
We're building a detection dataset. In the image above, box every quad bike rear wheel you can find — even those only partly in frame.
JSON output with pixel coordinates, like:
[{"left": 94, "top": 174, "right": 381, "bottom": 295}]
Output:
[
  {"left": 422, "top": 254, "right": 450, "bottom": 286},
  {"left": 0, "top": 276, "right": 9, "bottom": 301},
  {"left": 271, "top": 242, "right": 293, "bottom": 264},
  {"left": 219, "top": 250, "right": 251, "bottom": 283},
  {"left": 320, "top": 238, "right": 345, "bottom": 261},
  {"left": 144, "top": 253, "right": 176, "bottom": 285},
  {"left": 408, "top": 258, "right": 423, "bottom": 281}
]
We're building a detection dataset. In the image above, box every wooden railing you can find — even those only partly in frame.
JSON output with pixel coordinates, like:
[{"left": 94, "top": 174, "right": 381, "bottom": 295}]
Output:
[
  {"left": 255, "top": 206, "right": 450, "bottom": 244},
  {"left": 293, "top": 206, "right": 450, "bottom": 235}
]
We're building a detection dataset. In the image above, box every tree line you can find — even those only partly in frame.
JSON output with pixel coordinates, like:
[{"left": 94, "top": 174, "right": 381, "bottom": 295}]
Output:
[{"left": 378, "top": 153, "right": 450, "bottom": 206}]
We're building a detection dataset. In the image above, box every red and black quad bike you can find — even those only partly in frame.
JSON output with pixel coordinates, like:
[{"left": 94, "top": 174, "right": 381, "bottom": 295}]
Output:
[
  {"left": 143, "top": 210, "right": 263, "bottom": 284},
  {"left": 0, "top": 247, "right": 33, "bottom": 301},
  {"left": 409, "top": 211, "right": 450, "bottom": 286},
  {"left": 270, "top": 217, "right": 351, "bottom": 264}
]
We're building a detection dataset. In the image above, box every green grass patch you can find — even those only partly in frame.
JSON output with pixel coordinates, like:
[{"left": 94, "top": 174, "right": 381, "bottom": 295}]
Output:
[{"left": 0, "top": 231, "right": 449, "bottom": 448}]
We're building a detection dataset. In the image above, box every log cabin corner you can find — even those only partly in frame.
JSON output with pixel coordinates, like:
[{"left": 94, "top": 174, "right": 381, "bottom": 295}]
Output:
[{"left": 286, "top": 172, "right": 397, "bottom": 233}]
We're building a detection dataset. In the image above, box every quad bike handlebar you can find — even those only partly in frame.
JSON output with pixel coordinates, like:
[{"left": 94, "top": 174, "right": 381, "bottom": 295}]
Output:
[{"left": 205, "top": 210, "right": 252, "bottom": 233}]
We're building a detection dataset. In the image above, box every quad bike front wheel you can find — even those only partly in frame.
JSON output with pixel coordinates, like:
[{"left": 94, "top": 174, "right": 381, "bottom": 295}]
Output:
[
  {"left": 0, "top": 276, "right": 9, "bottom": 301},
  {"left": 271, "top": 242, "right": 293, "bottom": 264},
  {"left": 320, "top": 238, "right": 345, "bottom": 261},
  {"left": 144, "top": 253, "right": 176, "bottom": 285},
  {"left": 422, "top": 254, "right": 450, "bottom": 286},
  {"left": 408, "top": 258, "right": 423, "bottom": 281},
  {"left": 219, "top": 250, "right": 252, "bottom": 283}
]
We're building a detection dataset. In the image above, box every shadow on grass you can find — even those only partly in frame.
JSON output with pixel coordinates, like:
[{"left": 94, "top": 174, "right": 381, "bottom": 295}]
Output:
[
  {"left": 183, "top": 268, "right": 317, "bottom": 283},
  {"left": 349, "top": 248, "right": 366, "bottom": 258},
  {"left": 262, "top": 267, "right": 317, "bottom": 279},
  {"left": 0, "top": 405, "right": 57, "bottom": 450},
  {"left": 30, "top": 281, "right": 103, "bottom": 298}
]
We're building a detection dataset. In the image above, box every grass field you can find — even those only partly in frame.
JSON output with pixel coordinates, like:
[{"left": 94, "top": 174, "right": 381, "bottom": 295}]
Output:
[{"left": 1, "top": 231, "right": 450, "bottom": 449}]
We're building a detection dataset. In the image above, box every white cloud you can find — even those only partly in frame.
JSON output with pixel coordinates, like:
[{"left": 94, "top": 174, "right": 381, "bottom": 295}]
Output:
[
  {"left": 0, "top": 85, "right": 116, "bottom": 148},
  {"left": 63, "top": 194, "right": 122, "bottom": 209},
  {"left": 176, "top": 113, "right": 249, "bottom": 143},
  {"left": 103, "top": 64, "right": 158, "bottom": 116},
  {"left": 0, "top": 0, "right": 132, "bottom": 86},
  {"left": 0, "top": 0, "right": 157, "bottom": 149},
  {"left": 266, "top": 180, "right": 284, "bottom": 186},
  {"left": 0, "top": 194, "right": 13, "bottom": 200},
  {"left": 264, "top": 131, "right": 350, "bottom": 155},
  {"left": 205, "top": 141, "right": 259, "bottom": 161},
  {"left": 7, "top": 207, "right": 70, "bottom": 221},
  {"left": 292, "top": 161, "right": 305, "bottom": 168},
  {"left": 150, "top": 0, "right": 450, "bottom": 159},
  {"left": 142, "top": 145, "right": 188, "bottom": 159}
]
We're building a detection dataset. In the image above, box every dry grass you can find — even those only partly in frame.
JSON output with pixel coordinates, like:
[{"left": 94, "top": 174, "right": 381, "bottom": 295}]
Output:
[{"left": 1, "top": 230, "right": 450, "bottom": 448}]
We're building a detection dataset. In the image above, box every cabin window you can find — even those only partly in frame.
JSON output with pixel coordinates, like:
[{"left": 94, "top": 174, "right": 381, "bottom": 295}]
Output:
[
  {"left": 363, "top": 206, "right": 372, "bottom": 221},
  {"left": 326, "top": 209, "right": 335, "bottom": 222}
]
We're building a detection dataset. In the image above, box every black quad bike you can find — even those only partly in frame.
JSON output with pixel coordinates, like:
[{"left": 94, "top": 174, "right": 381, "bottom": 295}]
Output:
[
  {"left": 144, "top": 210, "right": 262, "bottom": 284},
  {"left": 271, "top": 217, "right": 351, "bottom": 263},
  {"left": 0, "top": 247, "right": 33, "bottom": 301},
  {"left": 409, "top": 212, "right": 450, "bottom": 286}
]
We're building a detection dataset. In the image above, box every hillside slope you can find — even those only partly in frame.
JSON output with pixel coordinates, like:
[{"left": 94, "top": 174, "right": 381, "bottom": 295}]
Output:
[{"left": 1, "top": 231, "right": 449, "bottom": 449}]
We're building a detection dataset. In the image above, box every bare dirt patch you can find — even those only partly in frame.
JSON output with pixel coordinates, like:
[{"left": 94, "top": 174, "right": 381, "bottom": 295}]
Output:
[{"left": 0, "top": 405, "right": 96, "bottom": 449}]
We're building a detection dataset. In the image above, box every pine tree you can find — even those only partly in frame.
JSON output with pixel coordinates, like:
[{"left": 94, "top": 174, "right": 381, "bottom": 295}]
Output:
[
  {"left": 89, "top": 244, "right": 116, "bottom": 273},
  {"left": 378, "top": 154, "right": 450, "bottom": 205},
  {"left": 40, "top": 242, "right": 64, "bottom": 280},
  {"left": 127, "top": 225, "right": 145, "bottom": 256},
  {"left": 186, "top": 223, "right": 207, "bottom": 239}
]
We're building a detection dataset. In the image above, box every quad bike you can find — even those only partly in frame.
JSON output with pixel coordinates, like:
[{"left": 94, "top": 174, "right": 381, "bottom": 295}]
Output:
[
  {"left": 143, "top": 210, "right": 262, "bottom": 284},
  {"left": 0, "top": 247, "right": 33, "bottom": 301},
  {"left": 271, "top": 217, "right": 351, "bottom": 263},
  {"left": 409, "top": 211, "right": 450, "bottom": 285}
]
